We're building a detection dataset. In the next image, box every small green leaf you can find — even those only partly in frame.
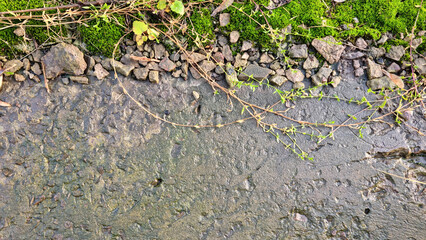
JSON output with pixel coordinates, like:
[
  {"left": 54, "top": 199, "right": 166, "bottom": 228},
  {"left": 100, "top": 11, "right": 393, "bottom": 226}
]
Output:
[
  {"left": 157, "top": 0, "right": 167, "bottom": 10},
  {"left": 147, "top": 28, "right": 159, "bottom": 40},
  {"left": 133, "top": 21, "right": 148, "bottom": 35},
  {"left": 170, "top": 0, "right": 184, "bottom": 15}
]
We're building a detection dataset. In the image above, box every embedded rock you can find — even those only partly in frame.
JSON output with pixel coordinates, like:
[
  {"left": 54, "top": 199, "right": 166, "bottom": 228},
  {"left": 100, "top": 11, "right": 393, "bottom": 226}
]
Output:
[
  {"left": 288, "top": 44, "right": 308, "bottom": 59},
  {"left": 14, "top": 73, "right": 25, "bottom": 82},
  {"left": 369, "top": 47, "right": 386, "bottom": 59},
  {"left": 94, "top": 64, "right": 109, "bottom": 80},
  {"left": 311, "top": 36, "right": 345, "bottom": 64},
  {"left": 343, "top": 51, "right": 365, "bottom": 60},
  {"left": 199, "top": 60, "right": 216, "bottom": 73},
  {"left": 366, "top": 59, "right": 383, "bottom": 80},
  {"left": 269, "top": 75, "right": 287, "bottom": 86},
  {"left": 3, "top": 60, "right": 23, "bottom": 76},
  {"left": 153, "top": 44, "right": 166, "bottom": 59},
  {"left": 367, "top": 76, "right": 397, "bottom": 90},
  {"left": 41, "top": 43, "right": 87, "bottom": 79},
  {"left": 238, "top": 64, "right": 272, "bottom": 81},
  {"left": 222, "top": 45, "right": 234, "bottom": 62},
  {"left": 69, "top": 76, "right": 89, "bottom": 84},
  {"left": 303, "top": 55, "right": 319, "bottom": 70},
  {"left": 111, "top": 61, "right": 134, "bottom": 77},
  {"left": 241, "top": 41, "right": 253, "bottom": 52},
  {"left": 259, "top": 53, "right": 273, "bottom": 64},
  {"left": 386, "top": 46, "right": 405, "bottom": 61},
  {"left": 225, "top": 63, "right": 239, "bottom": 88},
  {"left": 149, "top": 71, "right": 160, "bottom": 83},
  {"left": 181, "top": 52, "right": 207, "bottom": 63},
  {"left": 159, "top": 57, "right": 177, "bottom": 72},
  {"left": 285, "top": 69, "right": 304, "bottom": 83},
  {"left": 387, "top": 62, "right": 401, "bottom": 73},
  {"left": 134, "top": 68, "right": 149, "bottom": 81},
  {"left": 311, "top": 66, "right": 333, "bottom": 86}
]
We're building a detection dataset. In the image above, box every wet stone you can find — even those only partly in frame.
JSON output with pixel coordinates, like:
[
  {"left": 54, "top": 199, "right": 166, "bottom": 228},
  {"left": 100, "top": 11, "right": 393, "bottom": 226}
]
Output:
[
  {"left": 238, "top": 64, "right": 272, "bottom": 81},
  {"left": 288, "top": 44, "right": 308, "bottom": 59}
]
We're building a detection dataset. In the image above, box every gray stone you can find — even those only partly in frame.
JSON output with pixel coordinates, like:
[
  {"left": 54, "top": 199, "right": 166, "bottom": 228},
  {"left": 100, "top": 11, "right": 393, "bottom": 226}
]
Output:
[
  {"left": 94, "top": 63, "right": 109, "bottom": 80},
  {"left": 377, "top": 34, "right": 388, "bottom": 45},
  {"left": 293, "top": 81, "right": 305, "bottom": 89},
  {"left": 303, "top": 55, "right": 319, "bottom": 70},
  {"left": 270, "top": 61, "right": 281, "bottom": 71},
  {"left": 149, "top": 71, "right": 160, "bottom": 83},
  {"left": 31, "top": 63, "right": 42, "bottom": 75},
  {"left": 134, "top": 68, "right": 149, "bottom": 80},
  {"left": 199, "top": 60, "right": 216, "bottom": 73},
  {"left": 311, "top": 66, "right": 333, "bottom": 86},
  {"left": 248, "top": 49, "right": 260, "bottom": 61},
  {"left": 241, "top": 41, "right": 253, "bottom": 52},
  {"left": 269, "top": 75, "right": 287, "bottom": 86},
  {"left": 354, "top": 68, "right": 364, "bottom": 77},
  {"left": 330, "top": 76, "right": 341, "bottom": 88},
  {"left": 233, "top": 54, "right": 248, "bottom": 69},
  {"left": 215, "top": 65, "right": 225, "bottom": 75},
  {"left": 285, "top": 69, "right": 304, "bottom": 83},
  {"left": 14, "top": 73, "right": 25, "bottom": 82},
  {"left": 311, "top": 36, "right": 345, "bottom": 64},
  {"left": 414, "top": 58, "right": 426, "bottom": 75},
  {"left": 219, "top": 13, "right": 230, "bottom": 27},
  {"left": 259, "top": 53, "right": 273, "bottom": 64},
  {"left": 189, "top": 67, "right": 202, "bottom": 79},
  {"left": 172, "top": 69, "right": 182, "bottom": 78},
  {"left": 153, "top": 44, "right": 166, "bottom": 59},
  {"left": 212, "top": 52, "right": 224, "bottom": 64},
  {"left": 367, "top": 76, "right": 397, "bottom": 90},
  {"left": 22, "top": 58, "right": 30, "bottom": 71},
  {"left": 229, "top": 31, "right": 240, "bottom": 43},
  {"left": 241, "top": 52, "right": 250, "bottom": 60},
  {"left": 355, "top": 38, "right": 368, "bottom": 49},
  {"left": 101, "top": 58, "right": 113, "bottom": 71},
  {"left": 343, "top": 51, "right": 365, "bottom": 60},
  {"left": 159, "top": 57, "right": 177, "bottom": 72},
  {"left": 111, "top": 61, "right": 134, "bottom": 77},
  {"left": 369, "top": 47, "right": 386, "bottom": 59},
  {"left": 366, "top": 59, "right": 383, "bottom": 80},
  {"left": 288, "top": 44, "right": 308, "bottom": 59},
  {"left": 218, "top": 35, "right": 228, "bottom": 47},
  {"left": 69, "top": 76, "right": 89, "bottom": 84},
  {"left": 387, "top": 62, "right": 401, "bottom": 73},
  {"left": 13, "top": 27, "right": 25, "bottom": 37},
  {"left": 85, "top": 56, "right": 96, "bottom": 71},
  {"left": 225, "top": 63, "right": 239, "bottom": 88},
  {"left": 61, "top": 77, "right": 69, "bottom": 85},
  {"left": 32, "top": 50, "right": 43, "bottom": 62},
  {"left": 3, "top": 60, "right": 23, "bottom": 76},
  {"left": 411, "top": 38, "right": 422, "bottom": 50},
  {"left": 120, "top": 54, "right": 139, "bottom": 68},
  {"left": 181, "top": 52, "right": 207, "bottom": 63},
  {"left": 353, "top": 59, "right": 361, "bottom": 69},
  {"left": 238, "top": 64, "right": 272, "bottom": 81},
  {"left": 222, "top": 45, "right": 234, "bottom": 62},
  {"left": 41, "top": 43, "right": 87, "bottom": 79},
  {"left": 386, "top": 46, "right": 405, "bottom": 61},
  {"left": 170, "top": 53, "right": 180, "bottom": 62}
]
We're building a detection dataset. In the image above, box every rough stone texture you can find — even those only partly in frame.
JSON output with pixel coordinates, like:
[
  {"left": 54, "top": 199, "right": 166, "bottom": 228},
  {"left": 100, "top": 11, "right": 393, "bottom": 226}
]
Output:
[
  {"left": 414, "top": 58, "right": 426, "bottom": 75},
  {"left": 377, "top": 34, "right": 388, "bottom": 45},
  {"left": 41, "top": 43, "right": 87, "bottom": 79},
  {"left": 153, "top": 44, "right": 166, "bottom": 59},
  {"left": 159, "top": 57, "right": 177, "bottom": 72},
  {"left": 134, "top": 68, "right": 149, "bottom": 81},
  {"left": 199, "top": 60, "right": 216, "bottom": 73},
  {"left": 354, "top": 68, "right": 364, "bottom": 77},
  {"left": 293, "top": 81, "right": 305, "bottom": 89},
  {"left": 222, "top": 45, "right": 234, "bottom": 62},
  {"left": 303, "top": 55, "right": 319, "bottom": 70},
  {"left": 367, "top": 76, "right": 397, "bottom": 90},
  {"left": 189, "top": 67, "right": 202, "bottom": 79},
  {"left": 120, "top": 54, "right": 139, "bottom": 68},
  {"left": 311, "top": 36, "right": 345, "bottom": 64},
  {"left": 353, "top": 60, "right": 361, "bottom": 69},
  {"left": 366, "top": 59, "right": 383, "bottom": 80},
  {"left": 69, "top": 76, "right": 89, "bottom": 84},
  {"left": 3, "top": 60, "right": 23, "bottom": 76},
  {"left": 149, "top": 70, "right": 160, "bottom": 83},
  {"left": 330, "top": 75, "right": 342, "bottom": 87},
  {"left": 238, "top": 64, "right": 272, "bottom": 81},
  {"left": 343, "top": 51, "right": 365, "bottom": 60},
  {"left": 101, "top": 58, "right": 113, "bottom": 71},
  {"left": 411, "top": 38, "right": 423, "bottom": 50},
  {"left": 355, "top": 38, "right": 368, "bottom": 49},
  {"left": 212, "top": 52, "right": 224, "bottom": 64},
  {"left": 111, "top": 61, "right": 134, "bottom": 77},
  {"left": 94, "top": 63, "right": 109, "bottom": 80},
  {"left": 386, "top": 46, "right": 405, "bottom": 61},
  {"left": 387, "top": 62, "right": 401, "bottom": 73},
  {"left": 233, "top": 54, "right": 248, "bottom": 69},
  {"left": 229, "top": 31, "right": 240, "bottom": 44},
  {"left": 285, "top": 69, "right": 304, "bottom": 83},
  {"left": 22, "top": 58, "right": 30, "bottom": 71},
  {"left": 269, "top": 75, "right": 287, "bottom": 86},
  {"left": 369, "top": 47, "right": 386, "bottom": 59},
  {"left": 181, "top": 52, "right": 207, "bottom": 63},
  {"left": 32, "top": 50, "right": 43, "bottom": 62},
  {"left": 311, "top": 66, "right": 333, "bottom": 85},
  {"left": 14, "top": 73, "right": 25, "bottom": 82},
  {"left": 241, "top": 41, "right": 253, "bottom": 52},
  {"left": 288, "top": 44, "right": 308, "bottom": 59},
  {"left": 85, "top": 56, "right": 96, "bottom": 71},
  {"left": 225, "top": 63, "right": 239, "bottom": 88},
  {"left": 259, "top": 53, "right": 273, "bottom": 64},
  {"left": 31, "top": 63, "right": 42, "bottom": 75},
  {"left": 219, "top": 13, "right": 230, "bottom": 26}
]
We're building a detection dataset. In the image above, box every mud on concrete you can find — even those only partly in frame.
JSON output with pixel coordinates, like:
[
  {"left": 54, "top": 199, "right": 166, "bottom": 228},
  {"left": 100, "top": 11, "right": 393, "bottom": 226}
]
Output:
[{"left": 0, "top": 61, "right": 425, "bottom": 239}]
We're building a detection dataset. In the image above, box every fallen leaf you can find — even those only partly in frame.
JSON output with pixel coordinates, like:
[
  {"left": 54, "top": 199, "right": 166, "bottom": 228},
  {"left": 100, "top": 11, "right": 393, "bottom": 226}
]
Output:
[
  {"left": 0, "top": 100, "right": 11, "bottom": 107},
  {"left": 130, "top": 56, "right": 160, "bottom": 62},
  {"left": 382, "top": 69, "right": 404, "bottom": 89},
  {"left": 211, "top": 0, "right": 234, "bottom": 17}
]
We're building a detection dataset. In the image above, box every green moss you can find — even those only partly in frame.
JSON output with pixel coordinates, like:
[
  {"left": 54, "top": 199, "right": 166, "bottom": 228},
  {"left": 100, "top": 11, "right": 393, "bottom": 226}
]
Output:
[
  {"left": 188, "top": 8, "right": 214, "bottom": 47},
  {"left": 78, "top": 16, "right": 125, "bottom": 57}
]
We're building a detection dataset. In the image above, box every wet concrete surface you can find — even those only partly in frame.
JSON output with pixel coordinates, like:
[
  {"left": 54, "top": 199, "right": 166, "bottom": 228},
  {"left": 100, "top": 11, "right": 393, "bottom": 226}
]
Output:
[{"left": 0, "top": 62, "right": 425, "bottom": 239}]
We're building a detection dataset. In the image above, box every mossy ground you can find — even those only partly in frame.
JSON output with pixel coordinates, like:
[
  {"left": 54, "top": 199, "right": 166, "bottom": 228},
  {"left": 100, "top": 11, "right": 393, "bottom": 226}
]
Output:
[{"left": 0, "top": 0, "right": 424, "bottom": 58}]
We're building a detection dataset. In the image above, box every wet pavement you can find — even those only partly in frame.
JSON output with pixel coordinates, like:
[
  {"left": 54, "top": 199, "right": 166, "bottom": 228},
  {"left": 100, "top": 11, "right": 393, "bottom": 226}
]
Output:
[{"left": 0, "top": 61, "right": 425, "bottom": 239}]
